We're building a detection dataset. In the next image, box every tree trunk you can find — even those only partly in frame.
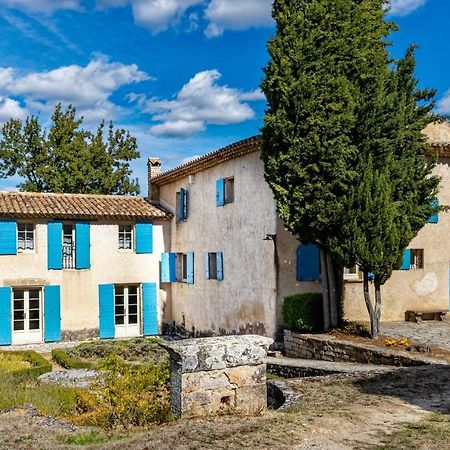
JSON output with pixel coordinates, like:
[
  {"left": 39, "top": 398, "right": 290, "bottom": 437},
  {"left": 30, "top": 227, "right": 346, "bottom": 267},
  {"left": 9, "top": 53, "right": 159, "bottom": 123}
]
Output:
[
  {"left": 374, "top": 278, "right": 382, "bottom": 338},
  {"left": 320, "top": 249, "right": 331, "bottom": 331},
  {"left": 363, "top": 271, "right": 377, "bottom": 339},
  {"left": 327, "top": 253, "right": 339, "bottom": 328}
]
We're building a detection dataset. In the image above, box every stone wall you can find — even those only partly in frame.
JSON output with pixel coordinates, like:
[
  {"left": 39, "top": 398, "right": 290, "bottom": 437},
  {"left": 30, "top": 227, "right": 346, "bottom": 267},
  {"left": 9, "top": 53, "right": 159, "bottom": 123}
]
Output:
[
  {"left": 160, "top": 335, "right": 273, "bottom": 418},
  {"left": 284, "top": 330, "right": 441, "bottom": 366}
]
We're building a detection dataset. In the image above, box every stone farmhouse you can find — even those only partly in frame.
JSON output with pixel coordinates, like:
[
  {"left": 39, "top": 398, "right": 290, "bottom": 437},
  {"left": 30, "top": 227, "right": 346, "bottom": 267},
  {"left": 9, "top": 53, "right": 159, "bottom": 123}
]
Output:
[{"left": 0, "top": 122, "right": 449, "bottom": 345}]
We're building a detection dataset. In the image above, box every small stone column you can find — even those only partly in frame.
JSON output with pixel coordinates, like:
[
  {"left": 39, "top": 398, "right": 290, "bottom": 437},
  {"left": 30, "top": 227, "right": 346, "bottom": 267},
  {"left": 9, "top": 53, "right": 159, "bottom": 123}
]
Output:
[{"left": 160, "top": 335, "right": 273, "bottom": 418}]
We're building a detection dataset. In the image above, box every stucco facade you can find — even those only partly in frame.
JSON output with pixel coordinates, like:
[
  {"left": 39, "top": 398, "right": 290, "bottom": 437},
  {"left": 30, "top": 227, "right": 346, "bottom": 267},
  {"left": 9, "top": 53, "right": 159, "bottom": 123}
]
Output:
[{"left": 0, "top": 192, "right": 169, "bottom": 345}]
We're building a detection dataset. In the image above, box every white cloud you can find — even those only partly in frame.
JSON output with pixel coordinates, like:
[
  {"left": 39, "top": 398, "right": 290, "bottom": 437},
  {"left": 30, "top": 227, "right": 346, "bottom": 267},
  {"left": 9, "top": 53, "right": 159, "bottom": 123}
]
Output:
[
  {"left": 0, "top": 0, "right": 81, "bottom": 14},
  {"left": 0, "top": 58, "right": 149, "bottom": 123},
  {"left": 131, "top": 0, "right": 205, "bottom": 33},
  {"left": 132, "top": 69, "right": 262, "bottom": 137},
  {"left": 0, "top": 97, "right": 27, "bottom": 123},
  {"left": 389, "top": 0, "right": 427, "bottom": 16},
  {"left": 436, "top": 91, "right": 450, "bottom": 115},
  {"left": 204, "top": 0, "right": 273, "bottom": 37}
]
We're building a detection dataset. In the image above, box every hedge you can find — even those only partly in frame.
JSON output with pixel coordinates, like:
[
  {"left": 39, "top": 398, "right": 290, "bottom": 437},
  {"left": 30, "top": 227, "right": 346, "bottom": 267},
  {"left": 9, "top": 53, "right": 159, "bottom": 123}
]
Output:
[
  {"left": 282, "top": 293, "right": 323, "bottom": 332},
  {"left": 0, "top": 350, "right": 52, "bottom": 381},
  {"left": 51, "top": 349, "right": 94, "bottom": 370}
]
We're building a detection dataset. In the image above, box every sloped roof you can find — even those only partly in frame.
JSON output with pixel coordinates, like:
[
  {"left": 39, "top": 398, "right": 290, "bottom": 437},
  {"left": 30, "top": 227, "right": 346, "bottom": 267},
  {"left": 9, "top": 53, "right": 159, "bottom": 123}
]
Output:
[
  {"left": 151, "top": 136, "right": 261, "bottom": 186},
  {"left": 0, "top": 191, "right": 171, "bottom": 221},
  {"left": 423, "top": 121, "right": 450, "bottom": 155}
]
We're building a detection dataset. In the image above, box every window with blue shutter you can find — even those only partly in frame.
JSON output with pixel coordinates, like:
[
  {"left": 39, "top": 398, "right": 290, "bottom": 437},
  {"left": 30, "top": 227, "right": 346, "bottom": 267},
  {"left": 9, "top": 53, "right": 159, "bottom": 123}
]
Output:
[
  {"left": 135, "top": 222, "right": 153, "bottom": 254},
  {"left": 187, "top": 252, "right": 194, "bottom": 284},
  {"left": 0, "top": 286, "right": 12, "bottom": 345},
  {"left": 47, "top": 221, "right": 63, "bottom": 270},
  {"left": 400, "top": 249, "right": 411, "bottom": 270},
  {"left": 161, "top": 252, "right": 177, "bottom": 282},
  {"left": 142, "top": 283, "right": 158, "bottom": 336},
  {"left": 0, "top": 221, "right": 17, "bottom": 255},
  {"left": 296, "top": 244, "right": 320, "bottom": 281},
  {"left": 75, "top": 222, "right": 90, "bottom": 269},
  {"left": 44, "top": 285, "right": 61, "bottom": 342},
  {"left": 428, "top": 198, "right": 439, "bottom": 224},
  {"left": 216, "top": 179, "right": 225, "bottom": 207},
  {"left": 99, "top": 284, "right": 115, "bottom": 339},
  {"left": 205, "top": 252, "right": 211, "bottom": 280}
]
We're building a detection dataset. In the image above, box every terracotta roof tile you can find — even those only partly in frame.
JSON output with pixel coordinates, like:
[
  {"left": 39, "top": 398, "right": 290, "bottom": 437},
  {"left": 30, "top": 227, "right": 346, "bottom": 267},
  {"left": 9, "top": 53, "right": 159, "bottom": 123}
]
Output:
[{"left": 0, "top": 192, "right": 171, "bottom": 221}]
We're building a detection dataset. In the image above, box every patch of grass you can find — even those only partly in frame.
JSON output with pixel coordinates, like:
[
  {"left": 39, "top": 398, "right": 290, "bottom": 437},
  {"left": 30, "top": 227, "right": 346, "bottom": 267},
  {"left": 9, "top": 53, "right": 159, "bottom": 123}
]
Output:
[
  {"left": 52, "top": 349, "right": 94, "bottom": 370},
  {"left": 0, "top": 351, "right": 52, "bottom": 381},
  {"left": 57, "top": 430, "right": 116, "bottom": 446},
  {"left": 375, "top": 415, "right": 450, "bottom": 449},
  {"left": 69, "top": 337, "right": 168, "bottom": 366}
]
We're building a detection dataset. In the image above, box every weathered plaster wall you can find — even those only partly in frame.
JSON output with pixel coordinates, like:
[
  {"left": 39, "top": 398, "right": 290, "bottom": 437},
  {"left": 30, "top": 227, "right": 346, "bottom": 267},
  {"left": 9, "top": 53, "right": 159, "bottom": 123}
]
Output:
[
  {"left": 343, "top": 158, "right": 450, "bottom": 322},
  {"left": 159, "top": 151, "right": 279, "bottom": 337},
  {"left": 0, "top": 220, "right": 166, "bottom": 335}
]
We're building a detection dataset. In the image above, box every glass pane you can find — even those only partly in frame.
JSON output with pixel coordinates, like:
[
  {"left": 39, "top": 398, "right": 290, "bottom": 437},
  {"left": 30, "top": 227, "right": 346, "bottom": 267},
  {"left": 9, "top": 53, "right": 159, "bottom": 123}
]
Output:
[
  {"left": 115, "top": 316, "right": 125, "bottom": 325},
  {"left": 29, "top": 309, "right": 40, "bottom": 320},
  {"left": 119, "top": 235, "right": 124, "bottom": 249},
  {"left": 115, "top": 305, "right": 125, "bottom": 315},
  {"left": 128, "top": 285, "right": 137, "bottom": 295},
  {"left": 14, "top": 321, "right": 24, "bottom": 331},
  {"left": 128, "top": 304, "right": 138, "bottom": 314},
  {"left": 17, "top": 224, "right": 25, "bottom": 232},
  {"left": 128, "top": 314, "right": 138, "bottom": 324},
  {"left": 29, "top": 320, "right": 40, "bottom": 330},
  {"left": 25, "top": 239, "right": 34, "bottom": 250},
  {"left": 18, "top": 236, "right": 25, "bottom": 250},
  {"left": 14, "top": 300, "right": 24, "bottom": 310},
  {"left": 14, "top": 310, "right": 25, "bottom": 320},
  {"left": 124, "top": 236, "right": 132, "bottom": 249},
  {"left": 14, "top": 290, "right": 24, "bottom": 300},
  {"left": 115, "top": 285, "right": 124, "bottom": 295},
  {"left": 29, "top": 290, "right": 40, "bottom": 300}
]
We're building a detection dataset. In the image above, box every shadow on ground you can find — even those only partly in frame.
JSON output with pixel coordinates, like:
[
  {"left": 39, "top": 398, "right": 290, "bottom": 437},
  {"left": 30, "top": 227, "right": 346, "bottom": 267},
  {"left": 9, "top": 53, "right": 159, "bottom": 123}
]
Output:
[{"left": 354, "top": 365, "right": 450, "bottom": 414}]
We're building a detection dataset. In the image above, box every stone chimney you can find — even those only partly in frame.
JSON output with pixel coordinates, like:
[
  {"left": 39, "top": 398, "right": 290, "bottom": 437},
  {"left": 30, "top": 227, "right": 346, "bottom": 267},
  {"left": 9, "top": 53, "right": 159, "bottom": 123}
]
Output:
[{"left": 147, "top": 157, "right": 162, "bottom": 203}]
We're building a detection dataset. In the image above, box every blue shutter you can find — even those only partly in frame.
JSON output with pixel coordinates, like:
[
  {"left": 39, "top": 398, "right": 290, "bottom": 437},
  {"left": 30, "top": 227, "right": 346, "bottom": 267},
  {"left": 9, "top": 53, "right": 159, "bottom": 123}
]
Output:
[
  {"left": 135, "top": 222, "right": 153, "bottom": 254},
  {"left": 99, "top": 284, "right": 115, "bottom": 339},
  {"left": 0, "top": 287, "right": 12, "bottom": 345},
  {"left": 187, "top": 252, "right": 194, "bottom": 285},
  {"left": 44, "top": 285, "right": 61, "bottom": 343},
  {"left": 205, "top": 252, "right": 210, "bottom": 280},
  {"left": 400, "top": 249, "right": 411, "bottom": 270},
  {"left": 428, "top": 198, "right": 439, "bottom": 224},
  {"left": 216, "top": 179, "right": 225, "bottom": 207},
  {"left": 47, "top": 221, "right": 63, "bottom": 270},
  {"left": 297, "top": 244, "right": 320, "bottom": 281},
  {"left": 75, "top": 222, "right": 90, "bottom": 269},
  {"left": 0, "top": 221, "right": 17, "bottom": 255},
  {"left": 217, "top": 251, "right": 224, "bottom": 281},
  {"left": 161, "top": 253, "right": 177, "bottom": 282},
  {"left": 142, "top": 283, "right": 158, "bottom": 336}
]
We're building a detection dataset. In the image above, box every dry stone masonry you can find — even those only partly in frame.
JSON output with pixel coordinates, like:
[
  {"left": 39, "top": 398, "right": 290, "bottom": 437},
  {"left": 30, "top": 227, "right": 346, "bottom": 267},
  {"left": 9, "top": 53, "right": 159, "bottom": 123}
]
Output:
[{"left": 160, "top": 335, "right": 273, "bottom": 418}]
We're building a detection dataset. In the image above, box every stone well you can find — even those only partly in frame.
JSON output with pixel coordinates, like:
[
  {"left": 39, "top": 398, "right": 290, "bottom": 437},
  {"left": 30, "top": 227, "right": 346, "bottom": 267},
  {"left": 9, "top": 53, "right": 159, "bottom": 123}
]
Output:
[{"left": 160, "top": 335, "right": 273, "bottom": 418}]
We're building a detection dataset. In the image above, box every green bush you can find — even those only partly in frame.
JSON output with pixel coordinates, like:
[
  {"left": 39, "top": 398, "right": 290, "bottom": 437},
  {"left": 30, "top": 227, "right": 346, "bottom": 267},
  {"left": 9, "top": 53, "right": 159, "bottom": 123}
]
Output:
[
  {"left": 51, "top": 349, "right": 94, "bottom": 370},
  {"left": 282, "top": 293, "right": 323, "bottom": 332},
  {"left": 75, "top": 354, "right": 171, "bottom": 429},
  {"left": 0, "top": 351, "right": 52, "bottom": 381}
]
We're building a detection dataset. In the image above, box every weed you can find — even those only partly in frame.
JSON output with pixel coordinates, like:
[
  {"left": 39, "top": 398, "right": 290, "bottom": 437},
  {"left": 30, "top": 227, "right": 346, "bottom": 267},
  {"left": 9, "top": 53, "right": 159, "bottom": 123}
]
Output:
[
  {"left": 57, "top": 430, "right": 115, "bottom": 445},
  {"left": 52, "top": 349, "right": 94, "bottom": 370}
]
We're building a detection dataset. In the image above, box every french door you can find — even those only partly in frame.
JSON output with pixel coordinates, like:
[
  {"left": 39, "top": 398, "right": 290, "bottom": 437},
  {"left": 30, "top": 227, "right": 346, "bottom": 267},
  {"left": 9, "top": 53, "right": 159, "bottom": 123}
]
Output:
[
  {"left": 12, "top": 289, "right": 42, "bottom": 344},
  {"left": 114, "top": 285, "right": 140, "bottom": 338}
]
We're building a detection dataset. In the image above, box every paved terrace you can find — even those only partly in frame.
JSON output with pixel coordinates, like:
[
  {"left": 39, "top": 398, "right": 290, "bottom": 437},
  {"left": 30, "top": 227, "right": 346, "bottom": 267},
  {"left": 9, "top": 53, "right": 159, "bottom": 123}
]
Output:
[{"left": 381, "top": 321, "right": 450, "bottom": 351}]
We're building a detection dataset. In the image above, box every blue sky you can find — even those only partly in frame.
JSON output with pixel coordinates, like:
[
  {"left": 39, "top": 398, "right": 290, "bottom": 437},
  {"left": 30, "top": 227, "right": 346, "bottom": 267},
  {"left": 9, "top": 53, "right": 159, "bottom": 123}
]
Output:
[{"left": 0, "top": 0, "right": 448, "bottom": 194}]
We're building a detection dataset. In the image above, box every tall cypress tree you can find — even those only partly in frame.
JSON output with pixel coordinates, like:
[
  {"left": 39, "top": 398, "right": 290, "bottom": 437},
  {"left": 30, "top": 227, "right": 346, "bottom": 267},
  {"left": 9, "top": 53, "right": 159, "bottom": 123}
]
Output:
[{"left": 261, "top": 0, "right": 395, "bottom": 328}]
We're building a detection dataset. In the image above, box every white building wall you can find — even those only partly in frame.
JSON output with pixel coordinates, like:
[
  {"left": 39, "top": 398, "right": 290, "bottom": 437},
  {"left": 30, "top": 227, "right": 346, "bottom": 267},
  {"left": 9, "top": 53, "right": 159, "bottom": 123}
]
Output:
[
  {"left": 159, "top": 151, "right": 280, "bottom": 337},
  {"left": 0, "top": 219, "right": 166, "bottom": 338}
]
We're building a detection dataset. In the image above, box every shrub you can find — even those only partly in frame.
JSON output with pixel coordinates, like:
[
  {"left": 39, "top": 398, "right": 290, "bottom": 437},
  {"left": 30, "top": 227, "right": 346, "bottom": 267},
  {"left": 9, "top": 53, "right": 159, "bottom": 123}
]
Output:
[
  {"left": 75, "top": 354, "right": 171, "bottom": 429},
  {"left": 51, "top": 349, "right": 94, "bottom": 370},
  {"left": 282, "top": 293, "right": 323, "bottom": 332},
  {"left": 0, "top": 351, "right": 52, "bottom": 381}
]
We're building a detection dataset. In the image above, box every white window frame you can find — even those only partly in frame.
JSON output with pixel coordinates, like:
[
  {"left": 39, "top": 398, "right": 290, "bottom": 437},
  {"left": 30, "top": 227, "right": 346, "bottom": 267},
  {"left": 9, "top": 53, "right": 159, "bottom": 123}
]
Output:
[
  {"left": 17, "top": 222, "right": 35, "bottom": 253},
  {"left": 62, "top": 223, "right": 76, "bottom": 269},
  {"left": 410, "top": 249, "right": 424, "bottom": 270},
  {"left": 118, "top": 224, "right": 134, "bottom": 252},
  {"left": 343, "top": 265, "right": 361, "bottom": 281}
]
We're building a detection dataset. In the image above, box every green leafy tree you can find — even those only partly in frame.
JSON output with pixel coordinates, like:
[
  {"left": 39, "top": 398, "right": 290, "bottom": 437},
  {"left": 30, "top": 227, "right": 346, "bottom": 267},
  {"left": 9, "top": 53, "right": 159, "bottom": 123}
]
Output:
[
  {"left": 0, "top": 104, "right": 140, "bottom": 195},
  {"left": 261, "top": 0, "right": 395, "bottom": 329}
]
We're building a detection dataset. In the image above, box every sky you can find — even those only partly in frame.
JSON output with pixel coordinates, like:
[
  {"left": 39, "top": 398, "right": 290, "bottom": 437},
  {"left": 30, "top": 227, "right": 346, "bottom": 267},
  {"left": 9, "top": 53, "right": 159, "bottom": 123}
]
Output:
[{"left": 0, "top": 0, "right": 449, "bottom": 194}]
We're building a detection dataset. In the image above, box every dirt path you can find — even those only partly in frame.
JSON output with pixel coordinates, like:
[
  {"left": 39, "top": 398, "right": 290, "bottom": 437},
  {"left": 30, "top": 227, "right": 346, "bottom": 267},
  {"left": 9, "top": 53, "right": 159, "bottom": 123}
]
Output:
[{"left": 1, "top": 365, "right": 449, "bottom": 450}]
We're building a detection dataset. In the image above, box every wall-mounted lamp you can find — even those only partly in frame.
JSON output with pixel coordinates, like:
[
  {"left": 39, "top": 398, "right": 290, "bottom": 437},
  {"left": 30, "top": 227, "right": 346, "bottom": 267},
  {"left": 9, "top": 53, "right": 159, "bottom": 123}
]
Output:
[{"left": 263, "top": 234, "right": 277, "bottom": 241}]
